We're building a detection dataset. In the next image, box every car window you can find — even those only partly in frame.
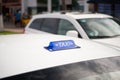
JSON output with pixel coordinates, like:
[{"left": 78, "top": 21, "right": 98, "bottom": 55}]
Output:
[
  {"left": 58, "top": 19, "right": 78, "bottom": 35},
  {"left": 29, "top": 19, "right": 43, "bottom": 30},
  {"left": 2, "top": 56, "right": 120, "bottom": 80},
  {"left": 40, "top": 18, "right": 59, "bottom": 34},
  {"left": 77, "top": 18, "right": 120, "bottom": 39}
]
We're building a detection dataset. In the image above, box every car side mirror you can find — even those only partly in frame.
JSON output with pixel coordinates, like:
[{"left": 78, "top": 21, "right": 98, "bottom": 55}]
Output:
[{"left": 66, "top": 30, "right": 78, "bottom": 38}]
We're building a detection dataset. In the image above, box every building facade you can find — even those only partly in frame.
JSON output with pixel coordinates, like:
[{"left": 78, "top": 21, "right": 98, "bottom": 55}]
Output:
[
  {"left": 21, "top": 0, "right": 89, "bottom": 15},
  {"left": 0, "top": 0, "right": 3, "bottom": 31},
  {"left": 2, "top": 0, "right": 21, "bottom": 16},
  {"left": 87, "top": 0, "right": 120, "bottom": 18},
  {"left": 1, "top": 0, "right": 120, "bottom": 18}
]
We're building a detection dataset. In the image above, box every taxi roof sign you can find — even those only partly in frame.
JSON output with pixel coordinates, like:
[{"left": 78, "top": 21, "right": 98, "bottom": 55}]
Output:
[{"left": 45, "top": 40, "right": 80, "bottom": 51}]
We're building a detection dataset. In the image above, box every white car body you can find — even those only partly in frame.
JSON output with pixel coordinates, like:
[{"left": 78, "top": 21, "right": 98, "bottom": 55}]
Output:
[
  {"left": 0, "top": 34, "right": 120, "bottom": 79},
  {"left": 25, "top": 12, "right": 120, "bottom": 47}
]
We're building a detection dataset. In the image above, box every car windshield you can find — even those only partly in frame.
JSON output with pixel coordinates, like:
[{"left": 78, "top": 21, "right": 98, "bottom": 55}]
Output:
[
  {"left": 2, "top": 56, "right": 120, "bottom": 80},
  {"left": 77, "top": 18, "right": 120, "bottom": 39}
]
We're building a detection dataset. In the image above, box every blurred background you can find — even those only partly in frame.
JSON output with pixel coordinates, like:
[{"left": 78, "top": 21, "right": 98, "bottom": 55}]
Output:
[{"left": 0, "top": 0, "right": 120, "bottom": 32}]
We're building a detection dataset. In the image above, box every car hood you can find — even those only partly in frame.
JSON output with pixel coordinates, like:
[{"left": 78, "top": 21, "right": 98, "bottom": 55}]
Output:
[
  {"left": 93, "top": 37, "right": 120, "bottom": 49},
  {"left": 0, "top": 34, "right": 120, "bottom": 79}
]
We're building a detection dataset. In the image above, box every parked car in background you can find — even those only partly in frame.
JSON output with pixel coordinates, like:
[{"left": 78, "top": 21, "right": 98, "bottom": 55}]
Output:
[
  {"left": 25, "top": 12, "right": 120, "bottom": 47},
  {"left": 0, "top": 34, "right": 120, "bottom": 80}
]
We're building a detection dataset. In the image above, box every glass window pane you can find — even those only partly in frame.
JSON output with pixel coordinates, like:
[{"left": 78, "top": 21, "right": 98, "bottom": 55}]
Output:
[
  {"left": 29, "top": 19, "right": 43, "bottom": 30},
  {"left": 58, "top": 19, "right": 77, "bottom": 35},
  {"left": 77, "top": 18, "right": 120, "bottom": 39},
  {"left": 41, "top": 18, "right": 59, "bottom": 34}
]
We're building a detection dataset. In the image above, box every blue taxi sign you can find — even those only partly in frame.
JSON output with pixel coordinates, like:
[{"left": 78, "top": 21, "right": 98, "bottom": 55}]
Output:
[{"left": 45, "top": 40, "right": 80, "bottom": 51}]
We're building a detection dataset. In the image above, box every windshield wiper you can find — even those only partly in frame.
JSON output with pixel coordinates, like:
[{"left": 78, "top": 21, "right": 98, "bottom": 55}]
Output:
[
  {"left": 112, "top": 35, "right": 120, "bottom": 38},
  {"left": 90, "top": 36, "right": 114, "bottom": 39}
]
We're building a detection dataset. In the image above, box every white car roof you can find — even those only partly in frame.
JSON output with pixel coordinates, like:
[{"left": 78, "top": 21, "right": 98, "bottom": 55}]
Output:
[
  {"left": 32, "top": 12, "right": 112, "bottom": 19},
  {"left": 0, "top": 34, "right": 120, "bottom": 79},
  {"left": 65, "top": 13, "right": 112, "bottom": 19}
]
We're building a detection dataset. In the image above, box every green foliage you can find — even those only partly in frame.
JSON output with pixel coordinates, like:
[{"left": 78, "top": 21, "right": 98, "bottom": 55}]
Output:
[{"left": 0, "top": 31, "right": 18, "bottom": 35}]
